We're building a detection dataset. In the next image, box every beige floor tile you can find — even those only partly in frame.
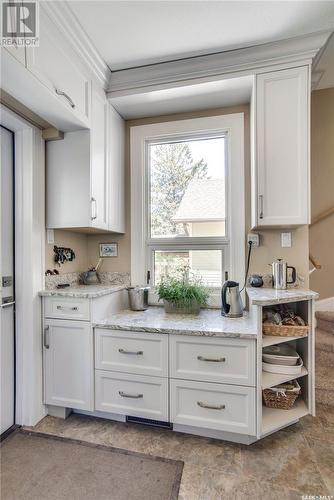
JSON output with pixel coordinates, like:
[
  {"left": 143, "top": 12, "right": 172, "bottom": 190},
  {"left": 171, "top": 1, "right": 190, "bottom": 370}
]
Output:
[{"left": 305, "top": 435, "right": 334, "bottom": 493}]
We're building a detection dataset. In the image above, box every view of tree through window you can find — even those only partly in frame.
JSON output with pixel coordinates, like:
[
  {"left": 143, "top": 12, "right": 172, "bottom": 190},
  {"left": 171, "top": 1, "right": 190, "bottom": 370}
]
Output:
[
  {"left": 148, "top": 136, "right": 226, "bottom": 287},
  {"left": 149, "top": 137, "right": 226, "bottom": 239}
]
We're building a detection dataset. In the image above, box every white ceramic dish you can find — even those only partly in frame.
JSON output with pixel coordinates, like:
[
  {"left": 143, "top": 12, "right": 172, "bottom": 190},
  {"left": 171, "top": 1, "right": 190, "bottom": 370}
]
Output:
[
  {"left": 262, "top": 357, "right": 303, "bottom": 375},
  {"left": 262, "top": 344, "right": 299, "bottom": 366}
]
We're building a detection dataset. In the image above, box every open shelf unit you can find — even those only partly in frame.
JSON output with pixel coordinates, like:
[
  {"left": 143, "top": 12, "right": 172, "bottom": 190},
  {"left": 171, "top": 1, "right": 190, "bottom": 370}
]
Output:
[
  {"left": 262, "top": 398, "right": 308, "bottom": 436},
  {"left": 262, "top": 366, "right": 308, "bottom": 389},
  {"left": 259, "top": 299, "right": 313, "bottom": 438}
]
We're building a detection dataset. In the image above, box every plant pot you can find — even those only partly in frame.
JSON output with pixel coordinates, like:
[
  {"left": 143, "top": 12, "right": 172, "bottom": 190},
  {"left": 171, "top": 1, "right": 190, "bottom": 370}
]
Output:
[{"left": 163, "top": 299, "right": 201, "bottom": 315}]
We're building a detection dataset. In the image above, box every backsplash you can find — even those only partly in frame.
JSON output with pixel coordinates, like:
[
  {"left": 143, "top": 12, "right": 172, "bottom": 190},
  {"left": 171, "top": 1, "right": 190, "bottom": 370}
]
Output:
[{"left": 45, "top": 271, "right": 130, "bottom": 290}]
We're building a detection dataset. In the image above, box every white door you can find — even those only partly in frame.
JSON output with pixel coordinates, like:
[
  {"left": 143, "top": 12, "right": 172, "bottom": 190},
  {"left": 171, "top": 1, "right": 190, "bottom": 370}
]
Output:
[
  {"left": 43, "top": 319, "right": 93, "bottom": 411},
  {"left": 90, "top": 85, "right": 108, "bottom": 230},
  {"left": 0, "top": 126, "right": 15, "bottom": 435},
  {"left": 254, "top": 65, "right": 309, "bottom": 227}
]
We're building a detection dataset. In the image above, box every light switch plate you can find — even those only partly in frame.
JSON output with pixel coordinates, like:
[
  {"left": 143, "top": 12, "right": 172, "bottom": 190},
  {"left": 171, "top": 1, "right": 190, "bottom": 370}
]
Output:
[
  {"left": 281, "top": 232, "right": 292, "bottom": 248},
  {"left": 47, "top": 229, "right": 55, "bottom": 244}
]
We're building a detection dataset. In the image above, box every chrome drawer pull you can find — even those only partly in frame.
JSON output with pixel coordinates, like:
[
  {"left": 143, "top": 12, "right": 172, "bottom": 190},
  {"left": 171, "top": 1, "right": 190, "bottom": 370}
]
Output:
[
  {"left": 197, "top": 356, "right": 226, "bottom": 362},
  {"left": 197, "top": 401, "right": 225, "bottom": 410},
  {"left": 259, "top": 194, "right": 264, "bottom": 219},
  {"left": 44, "top": 325, "right": 50, "bottom": 349},
  {"left": 91, "top": 197, "right": 97, "bottom": 220},
  {"left": 55, "top": 89, "right": 75, "bottom": 108},
  {"left": 56, "top": 306, "right": 78, "bottom": 311},
  {"left": 119, "top": 391, "right": 143, "bottom": 399},
  {"left": 118, "top": 348, "right": 143, "bottom": 355}
]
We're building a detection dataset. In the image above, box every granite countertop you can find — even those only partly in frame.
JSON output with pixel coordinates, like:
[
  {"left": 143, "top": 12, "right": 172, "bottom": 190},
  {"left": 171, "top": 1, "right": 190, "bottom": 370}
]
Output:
[
  {"left": 247, "top": 287, "right": 319, "bottom": 306},
  {"left": 94, "top": 306, "right": 258, "bottom": 338},
  {"left": 39, "top": 284, "right": 127, "bottom": 299}
]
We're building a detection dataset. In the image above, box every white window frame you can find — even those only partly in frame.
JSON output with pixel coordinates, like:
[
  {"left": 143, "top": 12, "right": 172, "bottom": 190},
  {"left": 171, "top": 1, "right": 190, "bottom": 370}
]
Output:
[{"left": 130, "top": 113, "right": 245, "bottom": 307}]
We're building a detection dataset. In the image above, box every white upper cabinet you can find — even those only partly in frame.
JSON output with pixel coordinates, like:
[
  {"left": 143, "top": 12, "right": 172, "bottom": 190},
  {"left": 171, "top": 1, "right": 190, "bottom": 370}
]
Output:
[
  {"left": 26, "top": 5, "right": 90, "bottom": 125},
  {"left": 46, "top": 95, "right": 125, "bottom": 233},
  {"left": 251, "top": 65, "right": 310, "bottom": 228}
]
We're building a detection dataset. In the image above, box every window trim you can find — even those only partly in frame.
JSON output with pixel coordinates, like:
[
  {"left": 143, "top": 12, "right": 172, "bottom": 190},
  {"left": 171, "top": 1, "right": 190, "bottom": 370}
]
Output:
[{"left": 130, "top": 113, "right": 245, "bottom": 306}]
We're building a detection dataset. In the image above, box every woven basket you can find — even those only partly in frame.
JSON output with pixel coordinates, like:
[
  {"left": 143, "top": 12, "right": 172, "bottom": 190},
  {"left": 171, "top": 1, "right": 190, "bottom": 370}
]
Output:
[
  {"left": 263, "top": 380, "right": 301, "bottom": 410},
  {"left": 262, "top": 324, "right": 309, "bottom": 337}
]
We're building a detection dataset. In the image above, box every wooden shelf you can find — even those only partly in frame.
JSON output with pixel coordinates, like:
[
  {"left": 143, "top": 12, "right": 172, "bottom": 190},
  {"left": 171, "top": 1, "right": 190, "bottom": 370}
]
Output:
[
  {"left": 262, "top": 366, "right": 308, "bottom": 389},
  {"left": 262, "top": 335, "right": 308, "bottom": 347},
  {"left": 261, "top": 399, "right": 309, "bottom": 436}
]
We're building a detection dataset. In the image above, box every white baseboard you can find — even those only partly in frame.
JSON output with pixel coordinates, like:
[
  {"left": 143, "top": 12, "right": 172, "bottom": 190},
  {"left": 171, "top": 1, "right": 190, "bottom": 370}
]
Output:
[{"left": 315, "top": 296, "right": 334, "bottom": 312}]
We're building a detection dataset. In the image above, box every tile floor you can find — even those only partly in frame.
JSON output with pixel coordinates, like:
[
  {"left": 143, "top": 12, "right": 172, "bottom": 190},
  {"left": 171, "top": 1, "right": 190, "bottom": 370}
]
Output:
[{"left": 28, "top": 404, "right": 334, "bottom": 500}]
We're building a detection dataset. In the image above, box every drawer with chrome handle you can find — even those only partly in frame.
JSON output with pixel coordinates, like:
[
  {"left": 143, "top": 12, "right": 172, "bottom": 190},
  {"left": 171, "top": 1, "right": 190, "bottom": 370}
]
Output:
[
  {"left": 170, "top": 379, "right": 256, "bottom": 435},
  {"left": 95, "top": 370, "right": 168, "bottom": 420},
  {"left": 197, "top": 355, "right": 226, "bottom": 363},
  {"left": 95, "top": 329, "right": 168, "bottom": 377},
  {"left": 44, "top": 297, "right": 90, "bottom": 320},
  {"left": 170, "top": 335, "right": 255, "bottom": 386}
]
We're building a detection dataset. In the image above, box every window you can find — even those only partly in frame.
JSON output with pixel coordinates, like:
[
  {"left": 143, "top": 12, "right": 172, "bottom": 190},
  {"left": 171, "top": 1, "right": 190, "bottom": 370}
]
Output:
[{"left": 131, "top": 114, "right": 245, "bottom": 306}]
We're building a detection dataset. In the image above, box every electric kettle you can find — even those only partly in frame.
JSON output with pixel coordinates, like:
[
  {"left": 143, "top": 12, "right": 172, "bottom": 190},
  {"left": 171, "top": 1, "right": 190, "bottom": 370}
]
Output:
[{"left": 221, "top": 280, "right": 243, "bottom": 318}]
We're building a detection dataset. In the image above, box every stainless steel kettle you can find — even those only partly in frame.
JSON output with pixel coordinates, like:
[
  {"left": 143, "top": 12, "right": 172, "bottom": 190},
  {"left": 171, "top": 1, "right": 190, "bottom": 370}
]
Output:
[
  {"left": 271, "top": 259, "right": 296, "bottom": 290},
  {"left": 221, "top": 280, "right": 243, "bottom": 318}
]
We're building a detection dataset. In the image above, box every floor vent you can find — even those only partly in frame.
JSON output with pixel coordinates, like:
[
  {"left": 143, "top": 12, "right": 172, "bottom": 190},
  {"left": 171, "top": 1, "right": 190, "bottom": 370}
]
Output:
[{"left": 126, "top": 416, "right": 172, "bottom": 429}]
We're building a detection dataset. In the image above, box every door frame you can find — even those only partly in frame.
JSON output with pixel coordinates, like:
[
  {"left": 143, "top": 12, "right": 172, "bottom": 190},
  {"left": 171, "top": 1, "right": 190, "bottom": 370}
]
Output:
[{"left": 1, "top": 105, "right": 46, "bottom": 426}]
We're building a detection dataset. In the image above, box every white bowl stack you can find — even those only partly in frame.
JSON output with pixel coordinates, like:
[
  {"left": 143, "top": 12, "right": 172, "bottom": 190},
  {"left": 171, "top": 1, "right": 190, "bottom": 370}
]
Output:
[{"left": 262, "top": 344, "right": 303, "bottom": 375}]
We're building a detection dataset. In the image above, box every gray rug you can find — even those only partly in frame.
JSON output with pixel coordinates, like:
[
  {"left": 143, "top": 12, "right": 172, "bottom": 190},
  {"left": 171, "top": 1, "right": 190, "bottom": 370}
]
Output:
[{"left": 1, "top": 430, "right": 183, "bottom": 500}]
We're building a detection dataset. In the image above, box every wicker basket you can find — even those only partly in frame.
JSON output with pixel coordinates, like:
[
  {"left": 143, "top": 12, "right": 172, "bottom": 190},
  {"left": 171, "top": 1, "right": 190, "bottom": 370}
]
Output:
[
  {"left": 262, "top": 324, "right": 309, "bottom": 337},
  {"left": 263, "top": 380, "right": 301, "bottom": 410}
]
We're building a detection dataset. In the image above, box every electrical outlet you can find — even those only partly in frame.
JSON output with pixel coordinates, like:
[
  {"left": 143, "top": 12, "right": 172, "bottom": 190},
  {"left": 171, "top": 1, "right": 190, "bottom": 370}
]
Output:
[
  {"left": 281, "top": 232, "right": 292, "bottom": 248},
  {"left": 247, "top": 233, "right": 260, "bottom": 247},
  {"left": 47, "top": 229, "right": 55, "bottom": 244}
]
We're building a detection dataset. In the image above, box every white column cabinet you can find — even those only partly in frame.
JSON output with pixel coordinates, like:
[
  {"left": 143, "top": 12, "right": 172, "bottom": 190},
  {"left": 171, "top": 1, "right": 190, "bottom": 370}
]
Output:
[
  {"left": 251, "top": 65, "right": 310, "bottom": 228},
  {"left": 43, "top": 319, "right": 93, "bottom": 411}
]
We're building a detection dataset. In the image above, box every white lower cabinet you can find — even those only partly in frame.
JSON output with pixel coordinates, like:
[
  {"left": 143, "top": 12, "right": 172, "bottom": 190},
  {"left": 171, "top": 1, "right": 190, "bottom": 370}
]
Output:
[
  {"left": 170, "top": 379, "right": 256, "bottom": 435},
  {"left": 43, "top": 319, "right": 93, "bottom": 411},
  {"left": 95, "top": 371, "right": 169, "bottom": 421}
]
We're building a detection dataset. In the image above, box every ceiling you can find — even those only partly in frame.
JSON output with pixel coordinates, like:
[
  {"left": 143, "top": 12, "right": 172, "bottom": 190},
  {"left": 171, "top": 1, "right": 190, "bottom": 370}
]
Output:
[{"left": 68, "top": 0, "right": 334, "bottom": 89}]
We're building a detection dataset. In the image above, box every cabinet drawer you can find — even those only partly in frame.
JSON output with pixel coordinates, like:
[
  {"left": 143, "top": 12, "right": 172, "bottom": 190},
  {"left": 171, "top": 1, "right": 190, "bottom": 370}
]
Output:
[
  {"left": 170, "top": 336, "right": 255, "bottom": 386},
  {"left": 95, "top": 371, "right": 168, "bottom": 421},
  {"left": 95, "top": 329, "right": 168, "bottom": 377},
  {"left": 44, "top": 297, "right": 90, "bottom": 320},
  {"left": 170, "top": 379, "right": 256, "bottom": 435}
]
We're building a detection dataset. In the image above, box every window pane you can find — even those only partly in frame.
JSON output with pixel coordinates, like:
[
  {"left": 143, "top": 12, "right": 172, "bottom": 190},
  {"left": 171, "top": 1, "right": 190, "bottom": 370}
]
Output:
[
  {"left": 149, "top": 137, "right": 226, "bottom": 239},
  {"left": 154, "top": 250, "right": 223, "bottom": 287}
]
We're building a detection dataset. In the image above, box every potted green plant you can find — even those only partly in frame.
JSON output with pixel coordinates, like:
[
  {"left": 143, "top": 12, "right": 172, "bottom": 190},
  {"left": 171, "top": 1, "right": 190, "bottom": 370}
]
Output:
[{"left": 157, "top": 266, "right": 209, "bottom": 315}]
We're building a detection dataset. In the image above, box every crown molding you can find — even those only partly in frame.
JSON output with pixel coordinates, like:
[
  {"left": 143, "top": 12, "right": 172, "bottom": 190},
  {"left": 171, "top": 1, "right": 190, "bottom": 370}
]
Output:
[
  {"left": 41, "top": 1, "right": 111, "bottom": 89},
  {"left": 108, "top": 30, "right": 332, "bottom": 96}
]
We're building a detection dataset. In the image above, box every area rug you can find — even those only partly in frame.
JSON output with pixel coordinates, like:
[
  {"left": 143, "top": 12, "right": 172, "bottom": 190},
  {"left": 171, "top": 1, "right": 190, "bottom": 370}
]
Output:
[{"left": 0, "top": 430, "right": 184, "bottom": 500}]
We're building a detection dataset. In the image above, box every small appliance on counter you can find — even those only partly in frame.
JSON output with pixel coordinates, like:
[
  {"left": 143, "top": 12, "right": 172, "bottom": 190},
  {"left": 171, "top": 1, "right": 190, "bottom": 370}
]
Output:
[
  {"left": 271, "top": 259, "right": 296, "bottom": 289},
  {"left": 221, "top": 280, "right": 243, "bottom": 318},
  {"left": 127, "top": 286, "right": 150, "bottom": 311}
]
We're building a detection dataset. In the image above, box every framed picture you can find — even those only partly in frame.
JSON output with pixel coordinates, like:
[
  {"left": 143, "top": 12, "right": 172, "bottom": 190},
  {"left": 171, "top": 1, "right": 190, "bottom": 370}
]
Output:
[{"left": 99, "top": 243, "right": 118, "bottom": 257}]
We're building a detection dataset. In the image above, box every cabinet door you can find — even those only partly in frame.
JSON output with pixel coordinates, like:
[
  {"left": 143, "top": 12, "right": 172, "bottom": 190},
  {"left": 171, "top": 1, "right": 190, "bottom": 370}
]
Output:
[
  {"left": 90, "top": 86, "right": 108, "bottom": 230},
  {"left": 43, "top": 319, "right": 93, "bottom": 410},
  {"left": 26, "top": 6, "right": 90, "bottom": 124},
  {"left": 253, "top": 66, "right": 309, "bottom": 227},
  {"left": 108, "top": 104, "right": 125, "bottom": 233}
]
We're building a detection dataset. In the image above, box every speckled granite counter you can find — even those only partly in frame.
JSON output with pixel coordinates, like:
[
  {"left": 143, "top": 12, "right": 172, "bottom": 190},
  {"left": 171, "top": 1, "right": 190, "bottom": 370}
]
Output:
[
  {"left": 39, "top": 284, "right": 127, "bottom": 299},
  {"left": 94, "top": 307, "right": 258, "bottom": 338},
  {"left": 247, "top": 287, "right": 319, "bottom": 306}
]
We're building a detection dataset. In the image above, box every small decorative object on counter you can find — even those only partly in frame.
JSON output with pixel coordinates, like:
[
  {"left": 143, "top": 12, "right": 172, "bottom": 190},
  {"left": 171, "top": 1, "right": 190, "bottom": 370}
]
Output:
[
  {"left": 127, "top": 286, "right": 150, "bottom": 311},
  {"left": 81, "top": 270, "right": 100, "bottom": 285},
  {"left": 53, "top": 246, "right": 75, "bottom": 266},
  {"left": 157, "top": 266, "right": 209, "bottom": 315},
  {"left": 263, "top": 380, "right": 301, "bottom": 410},
  {"left": 262, "top": 304, "right": 309, "bottom": 336},
  {"left": 249, "top": 274, "right": 263, "bottom": 287}
]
